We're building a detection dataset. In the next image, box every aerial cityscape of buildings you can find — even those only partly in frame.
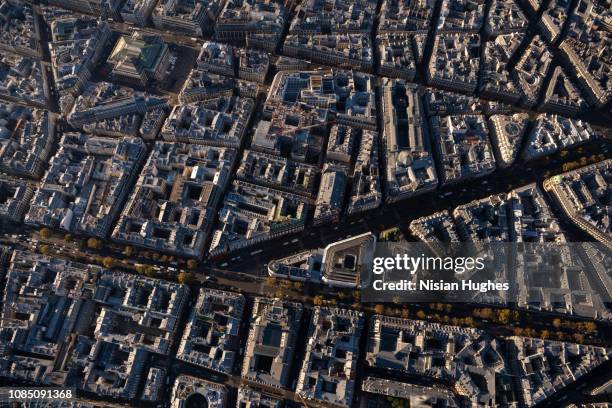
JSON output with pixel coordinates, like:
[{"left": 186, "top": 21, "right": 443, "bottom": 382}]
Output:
[{"left": 0, "top": 0, "right": 610, "bottom": 406}]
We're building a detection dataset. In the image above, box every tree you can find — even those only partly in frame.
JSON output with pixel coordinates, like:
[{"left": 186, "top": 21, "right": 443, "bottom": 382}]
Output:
[
  {"left": 313, "top": 296, "right": 324, "bottom": 306},
  {"left": 292, "top": 281, "right": 303, "bottom": 290},
  {"left": 573, "top": 333, "right": 585, "bottom": 343},
  {"left": 144, "top": 266, "right": 156, "bottom": 277},
  {"left": 416, "top": 310, "right": 426, "bottom": 320},
  {"left": 552, "top": 318, "right": 562, "bottom": 329},
  {"left": 387, "top": 396, "right": 409, "bottom": 408},
  {"left": 480, "top": 308, "right": 494, "bottom": 320},
  {"left": 540, "top": 330, "right": 551, "bottom": 339},
  {"left": 102, "top": 257, "right": 115, "bottom": 269},
  {"left": 584, "top": 321, "right": 597, "bottom": 333},
  {"left": 87, "top": 238, "right": 102, "bottom": 250},
  {"left": 40, "top": 244, "right": 50, "bottom": 255},
  {"left": 123, "top": 246, "right": 134, "bottom": 257},
  {"left": 400, "top": 308, "right": 410, "bottom": 319},
  {"left": 64, "top": 234, "right": 73, "bottom": 243},
  {"left": 186, "top": 259, "right": 198, "bottom": 269},
  {"left": 374, "top": 304, "right": 385, "bottom": 314},
  {"left": 473, "top": 308, "right": 493, "bottom": 319},
  {"left": 562, "top": 161, "right": 579, "bottom": 172},
  {"left": 496, "top": 309, "right": 511, "bottom": 325},
  {"left": 178, "top": 272, "right": 193, "bottom": 284},
  {"left": 39, "top": 228, "right": 52, "bottom": 239}
]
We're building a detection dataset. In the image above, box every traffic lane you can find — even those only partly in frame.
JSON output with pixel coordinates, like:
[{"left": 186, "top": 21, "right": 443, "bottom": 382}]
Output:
[
  {"left": 533, "top": 360, "right": 612, "bottom": 408},
  {"left": 212, "top": 140, "right": 611, "bottom": 273}
]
